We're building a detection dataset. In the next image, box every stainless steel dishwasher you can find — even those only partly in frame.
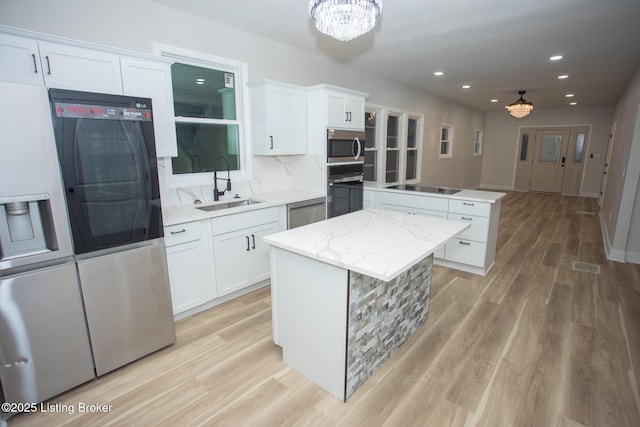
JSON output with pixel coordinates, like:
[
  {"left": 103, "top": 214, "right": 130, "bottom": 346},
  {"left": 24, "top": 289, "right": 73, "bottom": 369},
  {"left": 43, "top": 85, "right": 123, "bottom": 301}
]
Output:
[{"left": 287, "top": 198, "right": 327, "bottom": 229}]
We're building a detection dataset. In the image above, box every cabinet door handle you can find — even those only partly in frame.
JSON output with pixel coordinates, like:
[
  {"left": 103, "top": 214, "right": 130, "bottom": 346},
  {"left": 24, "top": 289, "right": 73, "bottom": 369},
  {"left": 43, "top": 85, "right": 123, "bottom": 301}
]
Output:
[
  {"left": 251, "top": 234, "right": 256, "bottom": 249},
  {"left": 270, "top": 136, "right": 274, "bottom": 149},
  {"left": 461, "top": 217, "right": 473, "bottom": 221},
  {"left": 459, "top": 241, "right": 471, "bottom": 246},
  {"left": 463, "top": 202, "right": 474, "bottom": 206},
  {"left": 170, "top": 229, "right": 186, "bottom": 235},
  {"left": 345, "top": 112, "right": 349, "bottom": 122},
  {"left": 45, "top": 55, "right": 51, "bottom": 75},
  {"left": 32, "top": 54, "right": 38, "bottom": 74},
  {"left": 246, "top": 236, "right": 250, "bottom": 251}
]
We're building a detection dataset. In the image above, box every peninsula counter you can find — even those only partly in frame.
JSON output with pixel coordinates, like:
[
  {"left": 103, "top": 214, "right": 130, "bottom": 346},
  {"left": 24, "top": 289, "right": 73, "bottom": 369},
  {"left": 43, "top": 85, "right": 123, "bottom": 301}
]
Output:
[{"left": 263, "top": 208, "right": 469, "bottom": 401}]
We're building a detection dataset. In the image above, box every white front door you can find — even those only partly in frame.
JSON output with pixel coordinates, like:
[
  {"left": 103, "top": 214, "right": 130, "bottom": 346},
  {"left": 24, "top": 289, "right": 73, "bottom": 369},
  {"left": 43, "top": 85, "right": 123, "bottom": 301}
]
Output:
[{"left": 530, "top": 129, "right": 570, "bottom": 193}]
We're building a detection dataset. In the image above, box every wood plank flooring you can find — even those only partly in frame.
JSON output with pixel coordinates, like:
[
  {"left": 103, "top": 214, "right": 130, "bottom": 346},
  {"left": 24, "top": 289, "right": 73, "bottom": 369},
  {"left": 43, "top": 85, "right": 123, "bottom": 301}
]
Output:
[{"left": 9, "top": 191, "right": 640, "bottom": 426}]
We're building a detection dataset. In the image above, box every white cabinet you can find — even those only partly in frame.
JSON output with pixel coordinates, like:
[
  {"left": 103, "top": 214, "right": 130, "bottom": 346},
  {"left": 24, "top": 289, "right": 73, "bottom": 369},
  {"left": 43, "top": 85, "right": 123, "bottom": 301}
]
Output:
[
  {"left": 164, "top": 221, "right": 213, "bottom": 315},
  {"left": 365, "top": 189, "right": 503, "bottom": 275},
  {"left": 326, "top": 90, "right": 365, "bottom": 130},
  {"left": 249, "top": 80, "right": 307, "bottom": 155},
  {"left": 212, "top": 207, "right": 284, "bottom": 297},
  {"left": 444, "top": 200, "right": 493, "bottom": 269},
  {"left": 0, "top": 33, "right": 122, "bottom": 93},
  {"left": 121, "top": 57, "right": 177, "bottom": 157},
  {"left": 37, "top": 41, "right": 123, "bottom": 94},
  {"left": 307, "top": 85, "right": 368, "bottom": 136},
  {"left": 0, "top": 33, "right": 44, "bottom": 85}
]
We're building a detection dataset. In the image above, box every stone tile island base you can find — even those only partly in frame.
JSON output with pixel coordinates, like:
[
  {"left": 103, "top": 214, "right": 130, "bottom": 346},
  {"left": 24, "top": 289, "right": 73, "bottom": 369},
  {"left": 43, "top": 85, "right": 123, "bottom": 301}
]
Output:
[
  {"left": 270, "top": 247, "right": 432, "bottom": 401},
  {"left": 347, "top": 255, "right": 432, "bottom": 399}
]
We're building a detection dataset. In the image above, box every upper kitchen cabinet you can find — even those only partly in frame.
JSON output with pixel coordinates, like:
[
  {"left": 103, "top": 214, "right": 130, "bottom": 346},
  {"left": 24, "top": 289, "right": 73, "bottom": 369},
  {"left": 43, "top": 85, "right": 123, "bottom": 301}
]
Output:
[
  {"left": 121, "top": 57, "right": 177, "bottom": 157},
  {"left": 37, "top": 41, "right": 123, "bottom": 94},
  {"left": 0, "top": 32, "right": 122, "bottom": 94},
  {"left": 248, "top": 80, "right": 307, "bottom": 155},
  {"left": 0, "top": 33, "right": 44, "bottom": 86},
  {"left": 308, "top": 85, "right": 367, "bottom": 131}
]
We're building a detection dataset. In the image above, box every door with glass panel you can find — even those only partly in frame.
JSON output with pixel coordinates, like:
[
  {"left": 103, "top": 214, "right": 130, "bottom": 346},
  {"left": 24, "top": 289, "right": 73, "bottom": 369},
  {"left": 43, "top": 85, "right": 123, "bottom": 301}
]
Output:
[{"left": 530, "top": 129, "right": 570, "bottom": 193}]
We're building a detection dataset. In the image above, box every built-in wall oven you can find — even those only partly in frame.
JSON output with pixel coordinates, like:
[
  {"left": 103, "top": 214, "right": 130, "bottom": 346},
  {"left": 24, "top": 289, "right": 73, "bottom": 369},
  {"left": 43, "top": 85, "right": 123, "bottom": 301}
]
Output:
[{"left": 327, "top": 129, "right": 365, "bottom": 219}]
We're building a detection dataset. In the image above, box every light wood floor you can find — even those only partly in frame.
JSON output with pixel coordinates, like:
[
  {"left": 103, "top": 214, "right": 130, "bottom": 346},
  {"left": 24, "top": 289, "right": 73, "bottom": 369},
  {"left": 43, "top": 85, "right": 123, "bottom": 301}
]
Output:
[{"left": 9, "top": 191, "right": 640, "bottom": 426}]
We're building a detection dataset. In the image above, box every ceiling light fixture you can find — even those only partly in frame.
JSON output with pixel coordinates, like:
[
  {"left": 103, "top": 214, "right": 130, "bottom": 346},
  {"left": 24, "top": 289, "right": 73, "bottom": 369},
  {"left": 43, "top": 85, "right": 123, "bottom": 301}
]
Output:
[
  {"left": 507, "top": 90, "right": 534, "bottom": 118},
  {"left": 309, "top": 0, "right": 383, "bottom": 41},
  {"left": 462, "top": 85, "right": 471, "bottom": 89},
  {"left": 550, "top": 55, "right": 563, "bottom": 61},
  {"left": 558, "top": 75, "right": 569, "bottom": 79},
  {"left": 434, "top": 71, "right": 444, "bottom": 76}
]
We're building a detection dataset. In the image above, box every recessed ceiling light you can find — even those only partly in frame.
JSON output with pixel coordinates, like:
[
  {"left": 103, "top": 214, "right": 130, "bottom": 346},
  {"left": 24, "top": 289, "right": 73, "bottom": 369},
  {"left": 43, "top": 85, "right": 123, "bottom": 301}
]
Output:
[
  {"left": 434, "top": 71, "right": 444, "bottom": 76},
  {"left": 558, "top": 75, "right": 569, "bottom": 79},
  {"left": 490, "top": 99, "right": 498, "bottom": 103},
  {"left": 462, "top": 85, "right": 470, "bottom": 89},
  {"left": 565, "top": 94, "right": 574, "bottom": 97},
  {"left": 196, "top": 78, "right": 205, "bottom": 85},
  {"left": 550, "top": 55, "right": 563, "bottom": 61},
  {"left": 570, "top": 102, "right": 577, "bottom": 105}
]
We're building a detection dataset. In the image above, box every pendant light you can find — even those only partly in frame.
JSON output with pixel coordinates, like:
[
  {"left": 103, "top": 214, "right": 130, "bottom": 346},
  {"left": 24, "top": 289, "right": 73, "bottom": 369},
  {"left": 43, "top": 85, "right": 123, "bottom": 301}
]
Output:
[
  {"left": 308, "top": 0, "right": 383, "bottom": 42},
  {"left": 507, "top": 90, "right": 534, "bottom": 118}
]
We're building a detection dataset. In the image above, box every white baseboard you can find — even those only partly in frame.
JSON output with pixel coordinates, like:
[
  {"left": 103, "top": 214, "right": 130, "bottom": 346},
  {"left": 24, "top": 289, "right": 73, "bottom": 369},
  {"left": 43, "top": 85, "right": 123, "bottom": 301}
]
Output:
[
  {"left": 580, "top": 192, "right": 600, "bottom": 199},
  {"left": 599, "top": 210, "right": 627, "bottom": 263},
  {"left": 479, "top": 184, "right": 513, "bottom": 191},
  {"left": 626, "top": 251, "right": 640, "bottom": 264}
]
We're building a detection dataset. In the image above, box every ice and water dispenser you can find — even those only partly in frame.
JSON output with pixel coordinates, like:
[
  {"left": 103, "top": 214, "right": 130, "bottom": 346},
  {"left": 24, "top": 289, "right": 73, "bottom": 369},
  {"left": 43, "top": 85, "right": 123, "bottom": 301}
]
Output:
[{"left": 0, "top": 195, "right": 58, "bottom": 262}]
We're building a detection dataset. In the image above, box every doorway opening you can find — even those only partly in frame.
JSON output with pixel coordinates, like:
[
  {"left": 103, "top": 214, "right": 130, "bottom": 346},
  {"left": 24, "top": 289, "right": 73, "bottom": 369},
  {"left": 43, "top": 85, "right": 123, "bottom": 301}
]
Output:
[{"left": 513, "top": 126, "right": 591, "bottom": 195}]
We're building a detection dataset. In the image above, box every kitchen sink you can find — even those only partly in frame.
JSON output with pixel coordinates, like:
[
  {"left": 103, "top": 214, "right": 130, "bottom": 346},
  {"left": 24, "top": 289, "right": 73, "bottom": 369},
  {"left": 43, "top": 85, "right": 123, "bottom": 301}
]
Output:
[
  {"left": 388, "top": 184, "right": 462, "bottom": 195},
  {"left": 196, "top": 199, "right": 262, "bottom": 212}
]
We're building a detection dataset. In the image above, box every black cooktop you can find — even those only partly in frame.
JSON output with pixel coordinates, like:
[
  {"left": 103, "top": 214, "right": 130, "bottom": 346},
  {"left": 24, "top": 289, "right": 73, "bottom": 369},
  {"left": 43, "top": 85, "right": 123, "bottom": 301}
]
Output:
[{"left": 387, "top": 184, "right": 462, "bottom": 195}]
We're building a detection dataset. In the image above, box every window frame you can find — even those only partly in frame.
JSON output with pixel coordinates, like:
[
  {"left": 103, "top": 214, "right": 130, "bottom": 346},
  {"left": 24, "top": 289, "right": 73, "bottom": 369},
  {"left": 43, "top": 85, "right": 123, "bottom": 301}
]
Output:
[
  {"left": 473, "top": 129, "right": 484, "bottom": 156},
  {"left": 439, "top": 123, "right": 453, "bottom": 159},
  {"left": 154, "top": 44, "right": 251, "bottom": 188}
]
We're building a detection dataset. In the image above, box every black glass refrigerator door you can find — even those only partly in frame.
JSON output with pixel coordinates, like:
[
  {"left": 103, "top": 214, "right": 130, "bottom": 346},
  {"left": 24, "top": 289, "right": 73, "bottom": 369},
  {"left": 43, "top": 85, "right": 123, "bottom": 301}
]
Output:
[{"left": 49, "top": 90, "right": 163, "bottom": 255}]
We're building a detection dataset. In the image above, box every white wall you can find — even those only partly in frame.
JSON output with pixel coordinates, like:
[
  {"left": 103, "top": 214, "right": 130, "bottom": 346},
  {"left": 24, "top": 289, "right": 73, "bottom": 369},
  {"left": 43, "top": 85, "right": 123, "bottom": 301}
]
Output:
[
  {"left": 601, "top": 64, "right": 640, "bottom": 262},
  {"left": 0, "top": 0, "right": 487, "bottom": 200},
  {"left": 482, "top": 105, "right": 613, "bottom": 196}
]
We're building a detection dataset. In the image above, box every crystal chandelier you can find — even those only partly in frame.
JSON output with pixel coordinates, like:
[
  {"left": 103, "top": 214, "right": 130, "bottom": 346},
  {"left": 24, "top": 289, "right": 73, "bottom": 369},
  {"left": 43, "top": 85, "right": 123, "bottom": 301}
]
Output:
[
  {"left": 308, "top": 0, "right": 383, "bottom": 41},
  {"left": 507, "top": 91, "right": 534, "bottom": 118}
]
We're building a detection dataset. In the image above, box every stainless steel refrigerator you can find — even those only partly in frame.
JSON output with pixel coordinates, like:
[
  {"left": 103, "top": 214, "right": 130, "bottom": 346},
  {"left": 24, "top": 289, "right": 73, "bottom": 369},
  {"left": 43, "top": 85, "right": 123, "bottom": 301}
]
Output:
[{"left": 0, "top": 82, "right": 175, "bottom": 416}]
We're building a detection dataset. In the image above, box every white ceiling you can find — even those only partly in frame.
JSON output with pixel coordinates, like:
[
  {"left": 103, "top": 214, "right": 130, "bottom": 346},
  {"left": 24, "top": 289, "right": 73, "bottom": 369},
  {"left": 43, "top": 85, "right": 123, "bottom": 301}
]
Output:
[{"left": 150, "top": 0, "right": 640, "bottom": 112}]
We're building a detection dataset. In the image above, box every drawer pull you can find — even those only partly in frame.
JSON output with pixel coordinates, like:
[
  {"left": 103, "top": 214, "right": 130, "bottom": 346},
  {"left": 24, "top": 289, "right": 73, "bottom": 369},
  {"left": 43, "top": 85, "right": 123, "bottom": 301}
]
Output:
[
  {"left": 170, "top": 229, "right": 187, "bottom": 235},
  {"left": 459, "top": 241, "right": 471, "bottom": 246},
  {"left": 461, "top": 217, "right": 473, "bottom": 221},
  {"left": 463, "top": 202, "right": 475, "bottom": 206},
  {"left": 246, "top": 236, "right": 251, "bottom": 251}
]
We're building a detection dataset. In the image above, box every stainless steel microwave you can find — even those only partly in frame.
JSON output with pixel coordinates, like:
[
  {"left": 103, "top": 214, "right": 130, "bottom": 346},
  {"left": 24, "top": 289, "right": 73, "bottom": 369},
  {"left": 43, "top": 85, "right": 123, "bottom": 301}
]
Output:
[{"left": 327, "top": 129, "right": 365, "bottom": 163}]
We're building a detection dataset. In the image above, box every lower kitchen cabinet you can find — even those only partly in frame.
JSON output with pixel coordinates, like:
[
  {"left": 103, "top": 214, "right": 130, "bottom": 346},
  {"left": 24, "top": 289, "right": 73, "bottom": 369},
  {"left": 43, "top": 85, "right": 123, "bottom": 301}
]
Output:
[
  {"left": 164, "top": 220, "right": 213, "bottom": 315},
  {"left": 212, "top": 206, "right": 285, "bottom": 297}
]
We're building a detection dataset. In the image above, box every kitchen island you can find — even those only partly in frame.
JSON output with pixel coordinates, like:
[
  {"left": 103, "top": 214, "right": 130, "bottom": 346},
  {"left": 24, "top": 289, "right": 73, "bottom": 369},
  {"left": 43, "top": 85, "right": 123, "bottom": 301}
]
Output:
[{"left": 263, "top": 209, "right": 469, "bottom": 401}]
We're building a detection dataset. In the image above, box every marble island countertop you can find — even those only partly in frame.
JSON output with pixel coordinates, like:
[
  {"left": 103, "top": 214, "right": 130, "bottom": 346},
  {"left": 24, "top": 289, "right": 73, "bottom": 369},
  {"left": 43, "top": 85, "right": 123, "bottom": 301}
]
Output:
[
  {"left": 263, "top": 208, "right": 470, "bottom": 282},
  {"left": 162, "top": 189, "right": 325, "bottom": 226}
]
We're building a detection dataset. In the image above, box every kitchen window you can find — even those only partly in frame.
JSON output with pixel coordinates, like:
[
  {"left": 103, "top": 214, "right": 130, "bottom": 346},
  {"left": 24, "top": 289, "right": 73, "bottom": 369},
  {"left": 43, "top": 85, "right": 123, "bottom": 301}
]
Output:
[
  {"left": 440, "top": 124, "right": 453, "bottom": 158},
  {"left": 474, "top": 129, "right": 483, "bottom": 156},
  {"left": 157, "top": 45, "right": 249, "bottom": 184}
]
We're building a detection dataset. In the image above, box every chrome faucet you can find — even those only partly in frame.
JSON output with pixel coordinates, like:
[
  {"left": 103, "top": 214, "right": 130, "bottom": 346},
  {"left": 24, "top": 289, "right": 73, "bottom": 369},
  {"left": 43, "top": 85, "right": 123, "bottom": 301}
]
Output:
[{"left": 213, "top": 156, "right": 232, "bottom": 201}]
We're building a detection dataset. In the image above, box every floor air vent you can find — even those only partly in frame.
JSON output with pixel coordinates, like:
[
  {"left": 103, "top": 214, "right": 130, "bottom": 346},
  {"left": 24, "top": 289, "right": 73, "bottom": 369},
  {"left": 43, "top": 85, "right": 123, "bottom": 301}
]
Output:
[{"left": 572, "top": 261, "right": 601, "bottom": 274}]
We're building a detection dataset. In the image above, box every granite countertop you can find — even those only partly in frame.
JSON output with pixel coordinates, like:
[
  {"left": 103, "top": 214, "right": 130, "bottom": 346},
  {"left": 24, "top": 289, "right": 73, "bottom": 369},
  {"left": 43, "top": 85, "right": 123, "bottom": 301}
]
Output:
[
  {"left": 162, "top": 189, "right": 325, "bottom": 226},
  {"left": 263, "top": 208, "right": 470, "bottom": 282},
  {"left": 363, "top": 182, "right": 506, "bottom": 203}
]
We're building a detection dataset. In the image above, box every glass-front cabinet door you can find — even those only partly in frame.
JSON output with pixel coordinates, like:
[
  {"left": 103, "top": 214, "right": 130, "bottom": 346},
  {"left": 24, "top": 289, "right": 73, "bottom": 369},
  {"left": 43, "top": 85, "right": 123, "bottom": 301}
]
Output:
[{"left": 363, "top": 110, "right": 378, "bottom": 181}]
